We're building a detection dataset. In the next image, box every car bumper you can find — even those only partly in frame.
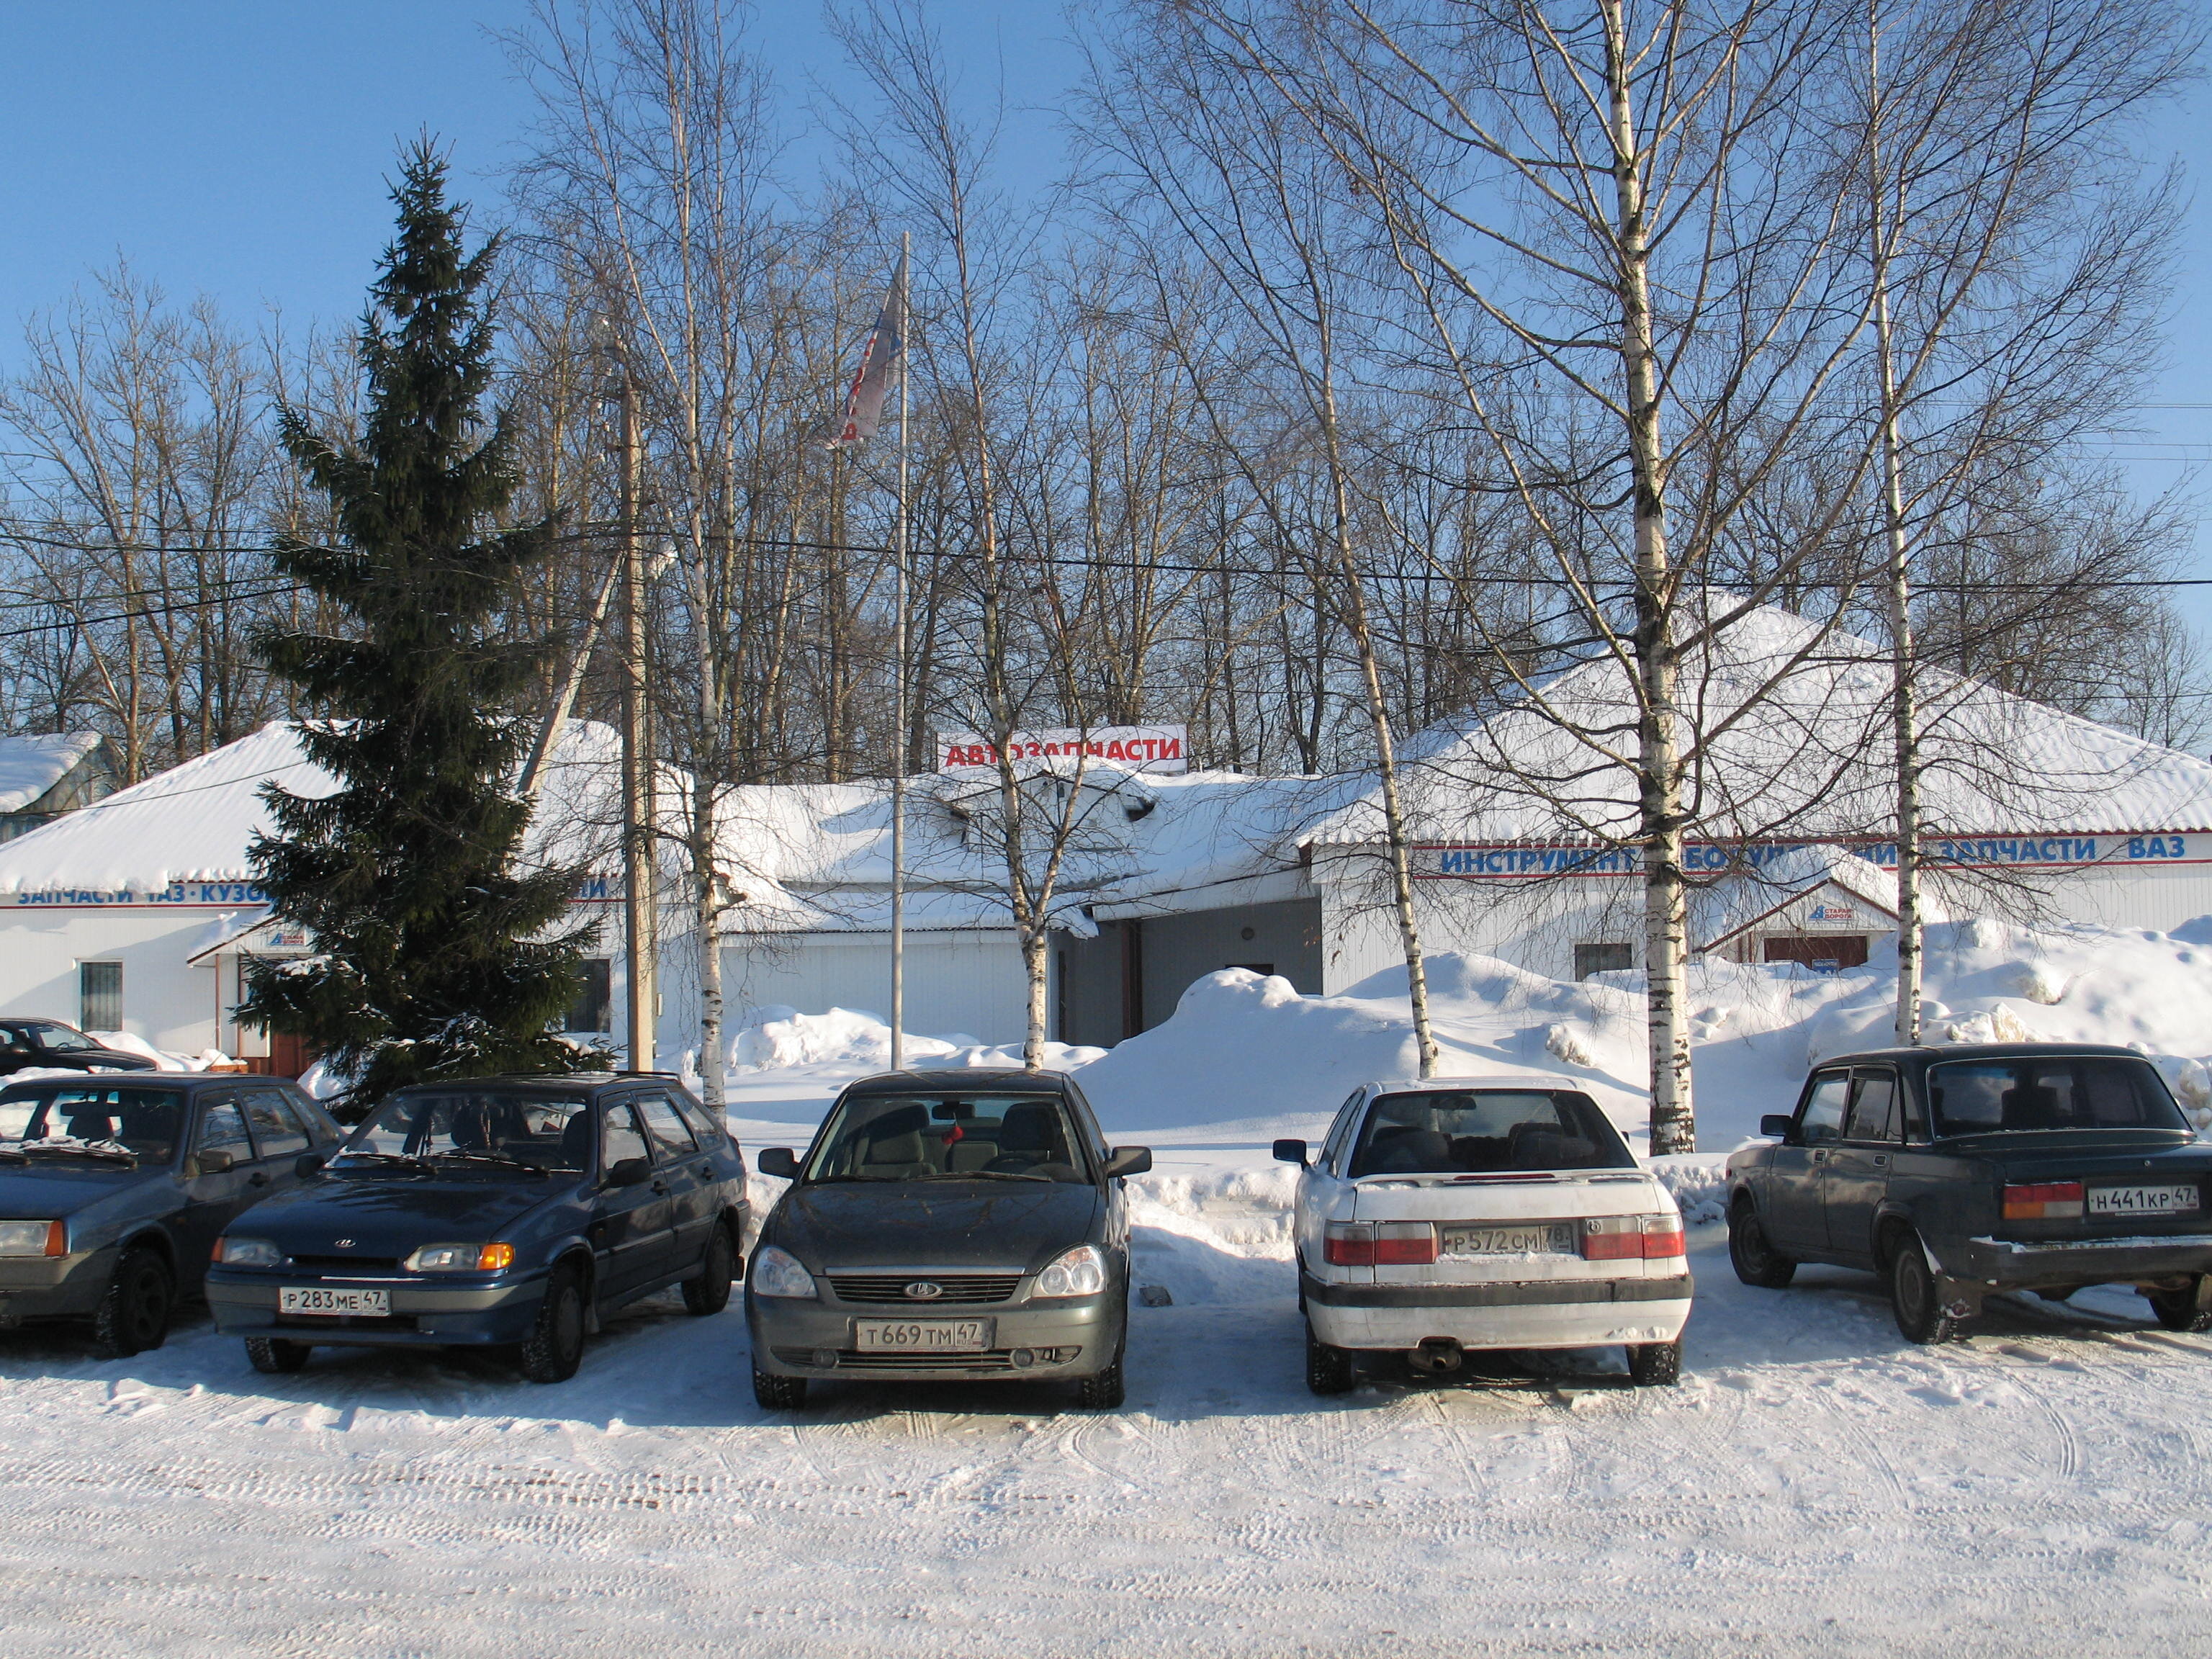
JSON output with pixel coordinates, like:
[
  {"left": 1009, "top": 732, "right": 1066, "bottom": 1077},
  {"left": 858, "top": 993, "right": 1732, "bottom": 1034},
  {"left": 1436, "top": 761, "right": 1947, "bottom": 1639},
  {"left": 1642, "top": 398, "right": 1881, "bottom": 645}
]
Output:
[
  {"left": 747, "top": 1290, "right": 1123, "bottom": 1381},
  {"left": 204, "top": 1271, "right": 549, "bottom": 1348},
  {"left": 0, "top": 1246, "right": 119, "bottom": 1324},
  {"left": 1302, "top": 1271, "right": 1694, "bottom": 1352},
  {"left": 1956, "top": 1233, "right": 2212, "bottom": 1291}
]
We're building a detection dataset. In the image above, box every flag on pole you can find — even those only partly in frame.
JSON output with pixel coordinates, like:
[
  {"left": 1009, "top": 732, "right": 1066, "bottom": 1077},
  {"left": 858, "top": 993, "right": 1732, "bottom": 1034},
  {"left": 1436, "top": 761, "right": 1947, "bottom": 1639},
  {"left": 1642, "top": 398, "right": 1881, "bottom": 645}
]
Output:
[{"left": 824, "top": 253, "right": 907, "bottom": 449}]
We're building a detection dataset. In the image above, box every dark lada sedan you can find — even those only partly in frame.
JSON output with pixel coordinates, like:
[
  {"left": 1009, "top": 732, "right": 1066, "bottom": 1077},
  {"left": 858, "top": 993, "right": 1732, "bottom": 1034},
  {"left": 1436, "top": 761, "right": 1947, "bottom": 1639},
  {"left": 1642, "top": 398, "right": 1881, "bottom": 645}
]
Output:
[
  {"left": 1727, "top": 1042, "right": 2212, "bottom": 1341},
  {"left": 0, "top": 1020, "right": 161, "bottom": 1078},
  {"left": 205, "top": 1073, "right": 748, "bottom": 1382},
  {"left": 747, "top": 1069, "right": 1151, "bottom": 1410},
  {"left": 0, "top": 1073, "right": 342, "bottom": 1356}
]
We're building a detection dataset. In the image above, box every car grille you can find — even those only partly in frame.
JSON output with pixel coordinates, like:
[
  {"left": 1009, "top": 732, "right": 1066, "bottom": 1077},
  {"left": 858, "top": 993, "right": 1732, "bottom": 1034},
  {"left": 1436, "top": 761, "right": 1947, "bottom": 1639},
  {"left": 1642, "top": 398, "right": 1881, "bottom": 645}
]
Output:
[
  {"left": 774, "top": 1346, "right": 1021, "bottom": 1372},
  {"left": 289, "top": 1254, "right": 402, "bottom": 1272},
  {"left": 827, "top": 1273, "right": 1024, "bottom": 1305}
]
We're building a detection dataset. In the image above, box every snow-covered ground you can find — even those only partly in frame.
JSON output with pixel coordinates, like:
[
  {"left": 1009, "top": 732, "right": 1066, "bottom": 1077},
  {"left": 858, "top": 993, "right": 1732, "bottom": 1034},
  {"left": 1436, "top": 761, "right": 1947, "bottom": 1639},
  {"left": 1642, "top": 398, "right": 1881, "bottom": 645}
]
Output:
[{"left": 9, "top": 916, "right": 2212, "bottom": 1653}]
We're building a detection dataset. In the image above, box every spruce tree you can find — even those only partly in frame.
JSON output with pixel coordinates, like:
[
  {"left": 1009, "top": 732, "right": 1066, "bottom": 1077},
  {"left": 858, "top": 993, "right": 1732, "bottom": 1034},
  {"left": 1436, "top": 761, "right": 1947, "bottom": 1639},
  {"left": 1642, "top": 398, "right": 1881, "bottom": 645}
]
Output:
[{"left": 240, "top": 143, "right": 593, "bottom": 1104}]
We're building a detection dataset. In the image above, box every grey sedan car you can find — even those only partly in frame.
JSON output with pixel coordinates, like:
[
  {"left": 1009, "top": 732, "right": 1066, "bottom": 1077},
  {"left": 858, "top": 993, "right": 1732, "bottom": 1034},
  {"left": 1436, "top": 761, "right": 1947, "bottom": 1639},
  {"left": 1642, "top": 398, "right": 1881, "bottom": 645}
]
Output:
[
  {"left": 747, "top": 1069, "right": 1150, "bottom": 1410},
  {"left": 0, "top": 1073, "right": 343, "bottom": 1355}
]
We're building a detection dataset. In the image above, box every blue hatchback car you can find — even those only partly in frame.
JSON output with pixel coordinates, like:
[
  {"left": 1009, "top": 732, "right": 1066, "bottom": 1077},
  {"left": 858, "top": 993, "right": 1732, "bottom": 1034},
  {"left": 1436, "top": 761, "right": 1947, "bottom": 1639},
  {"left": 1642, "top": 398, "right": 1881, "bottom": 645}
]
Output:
[{"left": 205, "top": 1073, "right": 748, "bottom": 1382}]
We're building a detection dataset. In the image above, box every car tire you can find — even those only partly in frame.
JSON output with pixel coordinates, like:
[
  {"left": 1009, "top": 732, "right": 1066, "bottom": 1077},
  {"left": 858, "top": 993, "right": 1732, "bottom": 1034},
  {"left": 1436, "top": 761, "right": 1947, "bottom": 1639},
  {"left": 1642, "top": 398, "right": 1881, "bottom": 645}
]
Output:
[
  {"left": 90, "top": 1245, "right": 174, "bottom": 1360},
  {"left": 1305, "top": 1320, "right": 1357, "bottom": 1395},
  {"left": 1627, "top": 1339, "right": 1682, "bottom": 1387},
  {"left": 1889, "top": 1232, "right": 1959, "bottom": 1344},
  {"left": 753, "top": 1367, "right": 808, "bottom": 1409},
  {"left": 1727, "top": 1200, "right": 1797, "bottom": 1289},
  {"left": 517, "top": 1263, "right": 588, "bottom": 1384},
  {"left": 682, "top": 1221, "right": 737, "bottom": 1317},
  {"left": 2147, "top": 1277, "right": 2212, "bottom": 1333},
  {"left": 245, "top": 1337, "right": 313, "bottom": 1375},
  {"left": 1076, "top": 1350, "right": 1127, "bottom": 1411}
]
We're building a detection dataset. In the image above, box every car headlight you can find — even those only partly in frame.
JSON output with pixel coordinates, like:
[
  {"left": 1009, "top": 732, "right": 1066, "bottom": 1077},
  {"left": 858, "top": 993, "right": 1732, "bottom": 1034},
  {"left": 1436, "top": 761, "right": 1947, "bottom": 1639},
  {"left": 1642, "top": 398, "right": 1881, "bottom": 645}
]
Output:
[
  {"left": 405, "top": 1243, "right": 516, "bottom": 1273},
  {"left": 1034, "top": 1244, "right": 1107, "bottom": 1298},
  {"left": 212, "top": 1236, "right": 283, "bottom": 1268},
  {"left": 750, "top": 1245, "right": 816, "bottom": 1299},
  {"left": 0, "top": 1220, "right": 65, "bottom": 1258}
]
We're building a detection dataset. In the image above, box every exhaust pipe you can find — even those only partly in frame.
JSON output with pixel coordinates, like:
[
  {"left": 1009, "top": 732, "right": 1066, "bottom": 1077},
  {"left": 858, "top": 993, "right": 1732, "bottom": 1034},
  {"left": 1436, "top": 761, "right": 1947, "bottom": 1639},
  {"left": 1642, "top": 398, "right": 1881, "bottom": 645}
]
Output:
[{"left": 1407, "top": 1336, "right": 1464, "bottom": 1376}]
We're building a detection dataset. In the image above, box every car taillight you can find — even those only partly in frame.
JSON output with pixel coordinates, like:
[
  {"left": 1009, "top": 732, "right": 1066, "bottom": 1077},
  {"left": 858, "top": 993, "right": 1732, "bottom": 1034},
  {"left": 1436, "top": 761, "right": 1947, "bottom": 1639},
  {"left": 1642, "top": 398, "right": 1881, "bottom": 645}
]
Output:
[
  {"left": 1323, "top": 1222, "right": 1439, "bottom": 1266},
  {"left": 1581, "top": 1215, "right": 1684, "bottom": 1262},
  {"left": 2003, "top": 1181, "right": 2084, "bottom": 1220}
]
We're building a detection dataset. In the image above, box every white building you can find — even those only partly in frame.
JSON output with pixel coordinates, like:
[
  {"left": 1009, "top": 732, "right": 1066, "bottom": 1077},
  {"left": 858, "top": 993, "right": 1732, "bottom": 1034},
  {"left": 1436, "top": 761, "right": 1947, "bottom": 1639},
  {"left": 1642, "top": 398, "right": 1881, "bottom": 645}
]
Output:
[{"left": 4, "top": 608, "right": 2210, "bottom": 1066}]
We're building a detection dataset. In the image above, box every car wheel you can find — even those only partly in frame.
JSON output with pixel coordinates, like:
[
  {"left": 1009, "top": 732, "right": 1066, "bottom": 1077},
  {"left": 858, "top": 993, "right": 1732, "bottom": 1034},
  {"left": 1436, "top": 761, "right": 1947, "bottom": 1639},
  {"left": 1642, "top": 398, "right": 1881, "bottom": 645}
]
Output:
[
  {"left": 753, "top": 1367, "right": 809, "bottom": 1409},
  {"left": 245, "top": 1337, "right": 312, "bottom": 1375},
  {"left": 1727, "top": 1200, "right": 1797, "bottom": 1289},
  {"left": 90, "top": 1246, "right": 174, "bottom": 1360},
  {"left": 517, "top": 1263, "right": 588, "bottom": 1384},
  {"left": 1889, "top": 1231, "right": 1959, "bottom": 1344},
  {"left": 1076, "top": 1349, "right": 1127, "bottom": 1411},
  {"left": 1305, "top": 1319, "right": 1357, "bottom": 1395},
  {"left": 682, "top": 1222, "right": 737, "bottom": 1317},
  {"left": 1627, "top": 1339, "right": 1682, "bottom": 1387},
  {"left": 2147, "top": 1277, "right": 2212, "bottom": 1333}
]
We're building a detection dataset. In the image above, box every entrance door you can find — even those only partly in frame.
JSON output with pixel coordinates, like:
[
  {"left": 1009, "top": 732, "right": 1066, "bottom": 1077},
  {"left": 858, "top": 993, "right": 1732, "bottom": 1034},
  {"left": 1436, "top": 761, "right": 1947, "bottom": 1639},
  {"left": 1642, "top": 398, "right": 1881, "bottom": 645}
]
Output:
[{"left": 1763, "top": 935, "right": 1871, "bottom": 973}]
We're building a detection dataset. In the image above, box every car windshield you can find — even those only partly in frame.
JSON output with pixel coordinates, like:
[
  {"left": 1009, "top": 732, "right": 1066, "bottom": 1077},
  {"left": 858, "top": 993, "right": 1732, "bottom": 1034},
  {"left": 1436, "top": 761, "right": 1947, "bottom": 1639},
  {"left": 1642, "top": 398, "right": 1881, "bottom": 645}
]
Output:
[
  {"left": 804, "top": 1093, "right": 1089, "bottom": 1184},
  {"left": 336, "top": 1092, "right": 590, "bottom": 1174},
  {"left": 4, "top": 1022, "right": 93, "bottom": 1052},
  {"left": 1346, "top": 1089, "right": 1636, "bottom": 1177},
  {"left": 0, "top": 1087, "right": 182, "bottom": 1161},
  {"left": 1925, "top": 1056, "right": 2189, "bottom": 1136}
]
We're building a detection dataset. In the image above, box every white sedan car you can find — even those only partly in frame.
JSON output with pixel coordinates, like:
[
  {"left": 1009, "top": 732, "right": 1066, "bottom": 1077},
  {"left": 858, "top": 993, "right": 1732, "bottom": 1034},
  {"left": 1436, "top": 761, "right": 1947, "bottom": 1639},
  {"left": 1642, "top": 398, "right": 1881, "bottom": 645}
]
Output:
[{"left": 1277, "top": 1076, "right": 1691, "bottom": 1392}]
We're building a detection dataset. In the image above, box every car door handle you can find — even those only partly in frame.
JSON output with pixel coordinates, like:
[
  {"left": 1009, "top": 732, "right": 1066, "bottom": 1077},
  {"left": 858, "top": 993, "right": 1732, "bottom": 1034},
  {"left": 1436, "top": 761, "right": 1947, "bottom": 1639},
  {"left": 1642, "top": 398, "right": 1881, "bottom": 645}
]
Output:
[
  {"left": 248, "top": 1171, "right": 271, "bottom": 1187},
  {"left": 693, "top": 1164, "right": 711, "bottom": 1180},
  {"left": 651, "top": 1179, "right": 669, "bottom": 1195},
  {"left": 1871, "top": 1155, "right": 1889, "bottom": 1168},
  {"left": 1810, "top": 1150, "right": 1827, "bottom": 1164}
]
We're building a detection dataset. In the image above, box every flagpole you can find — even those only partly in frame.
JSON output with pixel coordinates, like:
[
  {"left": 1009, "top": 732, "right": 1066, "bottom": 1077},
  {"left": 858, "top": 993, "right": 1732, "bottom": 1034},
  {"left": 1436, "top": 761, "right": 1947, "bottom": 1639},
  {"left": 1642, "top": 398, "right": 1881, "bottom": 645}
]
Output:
[{"left": 890, "top": 230, "right": 911, "bottom": 1072}]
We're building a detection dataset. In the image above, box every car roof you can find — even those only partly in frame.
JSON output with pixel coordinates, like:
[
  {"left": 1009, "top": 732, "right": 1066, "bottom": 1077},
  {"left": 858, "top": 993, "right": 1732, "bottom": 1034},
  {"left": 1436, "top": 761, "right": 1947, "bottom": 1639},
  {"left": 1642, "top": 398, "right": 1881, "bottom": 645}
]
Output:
[
  {"left": 1817, "top": 1042, "right": 2149, "bottom": 1070},
  {"left": 842, "top": 1068, "right": 1077, "bottom": 1095},
  {"left": 1365, "top": 1074, "right": 1599, "bottom": 1094}
]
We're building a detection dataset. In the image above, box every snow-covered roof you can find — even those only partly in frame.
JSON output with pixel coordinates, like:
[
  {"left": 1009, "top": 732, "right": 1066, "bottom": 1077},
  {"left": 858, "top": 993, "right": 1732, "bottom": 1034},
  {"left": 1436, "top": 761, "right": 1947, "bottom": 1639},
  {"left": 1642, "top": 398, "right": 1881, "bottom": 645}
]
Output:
[
  {"left": 0, "top": 720, "right": 626, "bottom": 896},
  {"left": 1312, "top": 606, "right": 2212, "bottom": 847},
  {"left": 0, "top": 732, "right": 107, "bottom": 814}
]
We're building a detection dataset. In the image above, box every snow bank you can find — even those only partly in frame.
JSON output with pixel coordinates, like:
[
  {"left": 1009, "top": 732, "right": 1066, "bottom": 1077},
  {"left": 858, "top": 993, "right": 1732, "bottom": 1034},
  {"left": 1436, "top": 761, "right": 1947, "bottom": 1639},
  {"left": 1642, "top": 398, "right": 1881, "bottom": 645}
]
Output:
[
  {"left": 726, "top": 1004, "right": 1106, "bottom": 1076},
  {"left": 84, "top": 1032, "right": 229, "bottom": 1071}
]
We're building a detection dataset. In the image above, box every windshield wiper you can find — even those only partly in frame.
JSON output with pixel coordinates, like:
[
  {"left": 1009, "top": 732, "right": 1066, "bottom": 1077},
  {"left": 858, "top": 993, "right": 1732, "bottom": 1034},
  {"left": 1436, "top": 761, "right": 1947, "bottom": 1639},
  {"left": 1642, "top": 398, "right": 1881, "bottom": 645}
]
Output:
[
  {"left": 912, "top": 1169, "right": 1049, "bottom": 1182},
  {"left": 19, "top": 1141, "right": 136, "bottom": 1165},
  {"left": 329, "top": 1150, "right": 429, "bottom": 1169},
  {"left": 423, "top": 1150, "right": 547, "bottom": 1177}
]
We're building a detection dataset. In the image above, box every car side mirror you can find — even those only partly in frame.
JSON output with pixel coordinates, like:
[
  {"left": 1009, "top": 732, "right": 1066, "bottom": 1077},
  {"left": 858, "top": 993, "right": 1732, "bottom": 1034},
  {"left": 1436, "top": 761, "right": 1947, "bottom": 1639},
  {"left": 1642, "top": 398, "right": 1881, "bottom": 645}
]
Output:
[
  {"left": 605, "top": 1156, "right": 653, "bottom": 1188},
  {"left": 757, "top": 1147, "right": 799, "bottom": 1179},
  {"left": 194, "top": 1147, "right": 235, "bottom": 1175},
  {"left": 1272, "top": 1138, "right": 1309, "bottom": 1166},
  {"left": 1103, "top": 1146, "right": 1152, "bottom": 1179},
  {"left": 1760, "top": 1114, "right": 1795, "bottom": 1141},
  {"left": 295, "top": 1152, "right": 327, "bottom": 1179}
]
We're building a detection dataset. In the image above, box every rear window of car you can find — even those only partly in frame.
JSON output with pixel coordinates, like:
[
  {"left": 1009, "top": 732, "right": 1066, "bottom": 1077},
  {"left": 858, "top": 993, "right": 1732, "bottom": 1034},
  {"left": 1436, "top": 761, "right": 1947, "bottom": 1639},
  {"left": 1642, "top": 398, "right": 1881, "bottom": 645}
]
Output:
[
  {"left": 1925, "top": 1056, "right": 2188, "bottom": 1137},
  {"left": 0, "top": 1086, "right": 185, "bottom": 1161},
  {"left": 1345, "top": 1089, "right": 1635, "bottom": 1177},
  {"left": 804, "top": 1092, "right": 1091, "bottom": 1184}
]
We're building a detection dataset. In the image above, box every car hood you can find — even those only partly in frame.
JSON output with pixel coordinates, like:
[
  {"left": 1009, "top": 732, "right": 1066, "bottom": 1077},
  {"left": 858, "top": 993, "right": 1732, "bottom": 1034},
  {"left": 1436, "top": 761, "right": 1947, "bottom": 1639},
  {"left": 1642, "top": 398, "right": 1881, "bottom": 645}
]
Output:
[
  {"left": 770, "top": 1179, "right": 1102, "bottom": 1272},
  {"left": 0, "top": 1162, "right": 166, "bottom": 1218},
  {"left": 229, "top": 1176, "right": 566, "bottom": 1257}
]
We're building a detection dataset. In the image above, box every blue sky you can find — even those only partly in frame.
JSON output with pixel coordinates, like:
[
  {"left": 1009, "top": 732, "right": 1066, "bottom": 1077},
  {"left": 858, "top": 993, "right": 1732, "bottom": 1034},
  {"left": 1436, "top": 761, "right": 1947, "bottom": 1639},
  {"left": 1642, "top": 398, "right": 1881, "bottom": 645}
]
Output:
[{"left": 1, "top": 1, "right": 2204, "bottom": 626}]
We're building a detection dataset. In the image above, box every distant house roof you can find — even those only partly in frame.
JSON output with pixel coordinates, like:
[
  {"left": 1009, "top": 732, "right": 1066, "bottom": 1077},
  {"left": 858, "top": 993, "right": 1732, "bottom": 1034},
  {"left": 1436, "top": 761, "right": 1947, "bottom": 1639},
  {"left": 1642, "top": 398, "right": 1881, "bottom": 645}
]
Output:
[
  {"left": 1308, "top": 606, "right": 2212, "bottom": 848},
  {"left": 0, "top": 732, "right": 112, "bottom": 816}
]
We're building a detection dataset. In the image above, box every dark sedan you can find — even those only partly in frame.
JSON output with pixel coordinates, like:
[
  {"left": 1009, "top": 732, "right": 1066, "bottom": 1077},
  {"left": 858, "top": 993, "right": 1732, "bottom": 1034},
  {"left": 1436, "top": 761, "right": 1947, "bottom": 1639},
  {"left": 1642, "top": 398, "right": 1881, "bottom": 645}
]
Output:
[
  {"left": 747, "top": 1068, "right": 1151, "bottom": 1410},
  {"left": 1727, "top": 1042, "right": 2212, "bottom": 1341},
  {"left": 0, "top": 1073, "right": 343, "bottom": 1355},
  {"left": 0, "top": 1020, "right": 160, "bottom": 1078},
  {"left": 205, "top": 1073, "right": 748, "bottom": 1382}
]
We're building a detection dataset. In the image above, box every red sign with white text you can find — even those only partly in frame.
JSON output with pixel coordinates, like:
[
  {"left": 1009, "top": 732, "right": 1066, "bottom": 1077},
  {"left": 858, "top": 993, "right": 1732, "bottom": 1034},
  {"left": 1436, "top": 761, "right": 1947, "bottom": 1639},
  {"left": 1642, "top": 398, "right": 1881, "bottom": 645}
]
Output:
[{"left": 937, "top": 725, "right": 1188, "bottom": 776}]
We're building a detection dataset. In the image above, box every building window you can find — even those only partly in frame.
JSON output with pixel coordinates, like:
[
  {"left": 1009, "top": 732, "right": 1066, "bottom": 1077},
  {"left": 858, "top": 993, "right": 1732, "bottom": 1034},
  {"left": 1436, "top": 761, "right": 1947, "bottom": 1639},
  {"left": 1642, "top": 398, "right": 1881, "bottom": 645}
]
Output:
[
  {"left": 1574, "top": 943, "right": 1634, "bottom": 980},
  {"left": 566, "top": 960, "right": 612, "bottom": 1034},
  {"left": 79, "top": 961, "right": 122, "bottom": 1032}
]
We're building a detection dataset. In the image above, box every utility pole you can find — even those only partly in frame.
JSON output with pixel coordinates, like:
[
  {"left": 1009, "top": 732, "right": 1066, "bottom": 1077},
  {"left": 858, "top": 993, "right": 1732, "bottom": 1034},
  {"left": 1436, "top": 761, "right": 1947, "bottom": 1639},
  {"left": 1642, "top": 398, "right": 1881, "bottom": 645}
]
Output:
[
  {"left": 890, "top": 230, "right": 911, "bottom": 1072},
  {"left": 619, "top": 377, "right": 657, "bottom": 1071}
]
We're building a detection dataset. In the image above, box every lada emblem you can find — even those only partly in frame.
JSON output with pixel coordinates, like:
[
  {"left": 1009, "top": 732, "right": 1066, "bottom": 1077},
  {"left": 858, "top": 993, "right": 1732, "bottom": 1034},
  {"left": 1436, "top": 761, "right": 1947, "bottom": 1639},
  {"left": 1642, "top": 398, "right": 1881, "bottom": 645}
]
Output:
[
  {"left": 334, "top": 1239, "right": 354, "bottom": 1249},
  {"left": 904, "top": 1281, "right": 943, "bottom": 1300}
]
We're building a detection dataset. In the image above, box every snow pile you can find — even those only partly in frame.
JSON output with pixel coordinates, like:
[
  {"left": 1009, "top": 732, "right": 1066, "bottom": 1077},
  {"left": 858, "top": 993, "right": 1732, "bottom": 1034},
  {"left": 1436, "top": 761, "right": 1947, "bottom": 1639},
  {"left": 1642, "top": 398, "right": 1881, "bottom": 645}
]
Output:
[
  {"left": 86, "top": 1031, "right": 230, "bottom": 1072},
  {"left": 726, "top": 1004, "right": 1106, "bottom": 1076}
]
